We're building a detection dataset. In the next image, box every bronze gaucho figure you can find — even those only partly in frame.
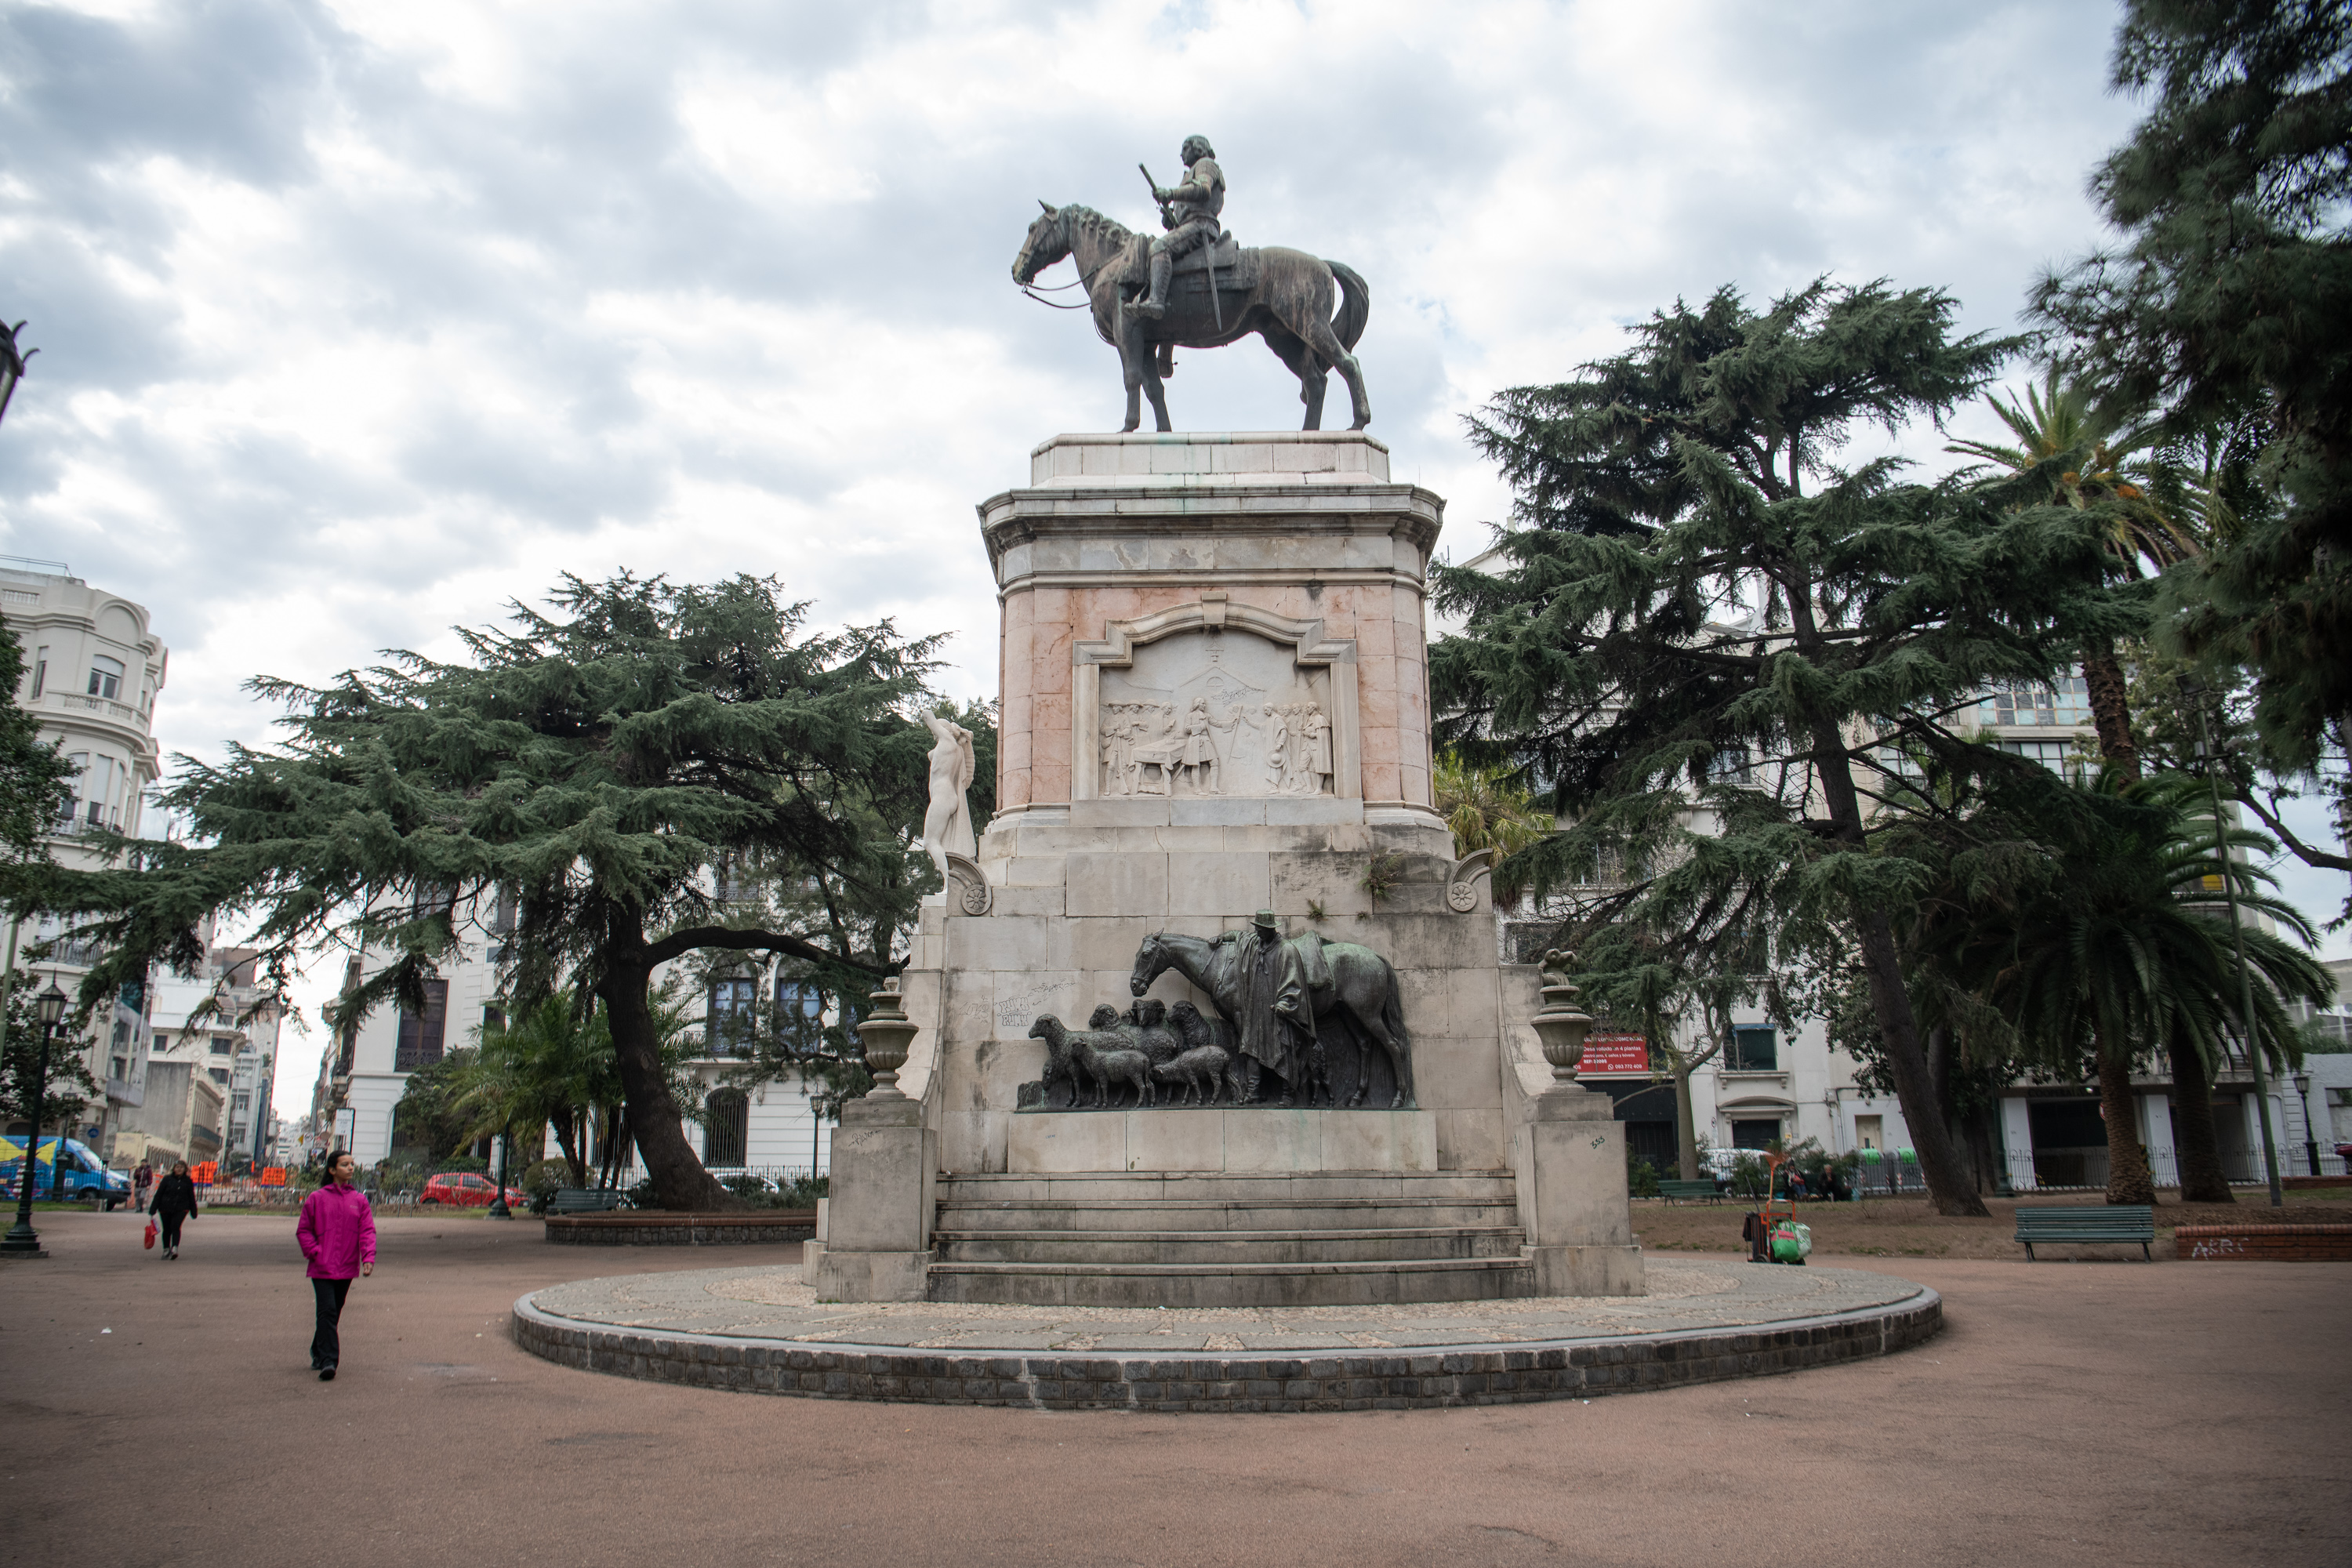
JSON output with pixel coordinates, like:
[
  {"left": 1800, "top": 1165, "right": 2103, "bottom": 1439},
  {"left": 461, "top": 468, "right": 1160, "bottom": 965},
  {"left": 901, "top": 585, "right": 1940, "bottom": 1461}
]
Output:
[{"left": 1135, "top": 135, "right": 1225, "bottom": 321}]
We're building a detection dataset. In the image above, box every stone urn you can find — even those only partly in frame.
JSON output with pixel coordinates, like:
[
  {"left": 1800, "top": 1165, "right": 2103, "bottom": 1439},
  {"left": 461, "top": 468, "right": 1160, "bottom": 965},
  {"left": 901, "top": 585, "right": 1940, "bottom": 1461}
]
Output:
[
  {"left": 856, "top": 975, "right": 919, "bottom": 1100},
  {"left": 1529, "top": 949, "right": 1595, "bottom": 1084}
]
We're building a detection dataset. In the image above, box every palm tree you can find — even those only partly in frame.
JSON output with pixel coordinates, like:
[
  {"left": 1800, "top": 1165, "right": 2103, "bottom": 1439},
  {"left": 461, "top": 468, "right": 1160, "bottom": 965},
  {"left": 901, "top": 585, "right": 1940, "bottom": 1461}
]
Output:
[
  {"left": 1947, "top": 365, "right": 2205, "bottom": 779},
  {"left": 1964, "top": 771, "right": 2327, "bottom": 1204},
  {"left": 1434, "top": 750, "right": 1551, "bottom": 896}
]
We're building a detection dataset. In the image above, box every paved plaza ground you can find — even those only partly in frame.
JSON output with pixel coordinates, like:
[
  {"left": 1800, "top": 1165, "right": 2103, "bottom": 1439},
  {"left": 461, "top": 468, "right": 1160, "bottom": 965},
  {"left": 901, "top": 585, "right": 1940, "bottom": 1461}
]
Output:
[{"left": 2, "top": 1207, "right": 2344, "bottom": 1567}]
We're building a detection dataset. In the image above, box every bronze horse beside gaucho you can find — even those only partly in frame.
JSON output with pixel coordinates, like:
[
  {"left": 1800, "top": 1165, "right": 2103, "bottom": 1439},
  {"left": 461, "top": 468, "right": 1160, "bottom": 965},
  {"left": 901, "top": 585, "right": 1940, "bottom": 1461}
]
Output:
[
  {"left": 1013, "top": 203, "right": 1372, "bottom": 434},
  {"left": 1129, "top": 930, "right": 1414, "bottom": 1109}
]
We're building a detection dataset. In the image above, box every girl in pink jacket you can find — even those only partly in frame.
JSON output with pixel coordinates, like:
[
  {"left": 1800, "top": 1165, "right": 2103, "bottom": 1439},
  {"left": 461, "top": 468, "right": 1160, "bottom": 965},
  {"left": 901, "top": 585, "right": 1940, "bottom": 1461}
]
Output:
[{"left": 296, "top": 1150, "right": 377, "bottom": 1380}]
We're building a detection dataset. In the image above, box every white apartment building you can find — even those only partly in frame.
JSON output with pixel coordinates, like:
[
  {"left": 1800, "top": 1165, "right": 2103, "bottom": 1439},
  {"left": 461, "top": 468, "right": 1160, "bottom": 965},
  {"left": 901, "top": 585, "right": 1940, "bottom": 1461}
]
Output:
[
  {"left": 0, "top": 558, "right": 169, "bottom": 1160},
  {"left": 325, "top": 890, "right": 837, "bottom": 1180},
  {"left": 148, "top": 938, "right": 284, "bottom": 1169}
]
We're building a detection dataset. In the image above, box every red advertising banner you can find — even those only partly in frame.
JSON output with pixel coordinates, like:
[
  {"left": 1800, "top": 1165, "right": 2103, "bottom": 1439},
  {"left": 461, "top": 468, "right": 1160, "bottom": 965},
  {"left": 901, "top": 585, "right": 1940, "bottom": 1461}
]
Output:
[
  {"left": 258, "top": 1167, "right": 287, "bottom": 1187},
  {"left": 1578, "top": 1033, "right": 1651, "bottom": 1075},
  {"left": 190, "top": 1161, "right": 218, "bottom": 1185}
]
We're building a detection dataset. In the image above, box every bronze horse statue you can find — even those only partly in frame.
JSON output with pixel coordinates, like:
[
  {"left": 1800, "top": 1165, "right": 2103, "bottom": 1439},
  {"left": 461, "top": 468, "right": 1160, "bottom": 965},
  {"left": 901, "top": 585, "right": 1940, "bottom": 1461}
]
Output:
[
  {"left": 1129, "top": 930, "right": 1414, "bottom": 1109},
  {"left": 1014, "top": 202, "right": 1372, "bottom": 434}
]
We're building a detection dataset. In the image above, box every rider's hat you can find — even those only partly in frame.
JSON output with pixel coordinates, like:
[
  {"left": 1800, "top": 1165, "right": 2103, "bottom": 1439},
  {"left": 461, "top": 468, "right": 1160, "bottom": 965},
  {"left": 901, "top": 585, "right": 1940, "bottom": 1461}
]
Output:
[{"left": 1252, "top": 909, "right": 1279, "bottom": 932}]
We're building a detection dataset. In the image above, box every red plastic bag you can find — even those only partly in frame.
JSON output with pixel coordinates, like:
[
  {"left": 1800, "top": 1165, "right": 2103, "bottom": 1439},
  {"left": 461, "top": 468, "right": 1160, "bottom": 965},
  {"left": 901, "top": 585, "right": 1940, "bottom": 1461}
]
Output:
[{"left": 143, "top": 1219, "right": 158, "bottom": 1250}]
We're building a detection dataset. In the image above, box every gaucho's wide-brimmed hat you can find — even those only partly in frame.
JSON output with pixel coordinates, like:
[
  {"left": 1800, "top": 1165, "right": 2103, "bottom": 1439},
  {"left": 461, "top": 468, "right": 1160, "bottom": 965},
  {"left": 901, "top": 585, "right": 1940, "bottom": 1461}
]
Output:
[{"left": 1252, "top": 909, "right": 1279, "bottom": 931}]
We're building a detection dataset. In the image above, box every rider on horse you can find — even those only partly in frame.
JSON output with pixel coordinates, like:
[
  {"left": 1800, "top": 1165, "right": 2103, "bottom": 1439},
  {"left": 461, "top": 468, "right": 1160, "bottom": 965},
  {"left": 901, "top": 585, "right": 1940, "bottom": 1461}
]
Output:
[{"left": 1134, "top": 134, "right": 1225, "bottom": 321}]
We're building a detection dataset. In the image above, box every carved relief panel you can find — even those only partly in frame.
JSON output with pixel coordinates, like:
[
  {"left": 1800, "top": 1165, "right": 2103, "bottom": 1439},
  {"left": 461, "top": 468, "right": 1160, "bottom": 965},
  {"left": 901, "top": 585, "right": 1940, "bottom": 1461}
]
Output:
[{"left": 1072, "top": 600, "right": 1360, "bottom": 803}]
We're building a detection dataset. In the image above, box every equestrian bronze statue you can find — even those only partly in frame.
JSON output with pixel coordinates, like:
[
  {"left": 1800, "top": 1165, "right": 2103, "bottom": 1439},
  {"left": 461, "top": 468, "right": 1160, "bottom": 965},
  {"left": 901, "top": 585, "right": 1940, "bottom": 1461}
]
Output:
[{"left": 1012, "top": 136, "right": 1372, "bottom": 434}]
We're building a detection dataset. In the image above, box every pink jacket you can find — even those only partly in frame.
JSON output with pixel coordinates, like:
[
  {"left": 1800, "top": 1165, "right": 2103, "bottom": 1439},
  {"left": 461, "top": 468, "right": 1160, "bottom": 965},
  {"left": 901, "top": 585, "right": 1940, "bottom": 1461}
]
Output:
[{"left": 297, "top": 1182, "right": 377, "bottom": 1280}]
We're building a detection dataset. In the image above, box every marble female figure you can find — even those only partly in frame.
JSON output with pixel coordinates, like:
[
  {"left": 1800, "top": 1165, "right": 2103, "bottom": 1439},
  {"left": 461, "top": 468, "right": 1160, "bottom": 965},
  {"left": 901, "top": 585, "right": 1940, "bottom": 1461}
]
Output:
[
  {"left": 922, "top": 713, "right": 976, "bottom": 885},
  {"left": 1261, "top": 703, "right": 1289, "bottom": 792},
  {"left": 1301, "top": 706, "right": 1332, "bottom": 794}
]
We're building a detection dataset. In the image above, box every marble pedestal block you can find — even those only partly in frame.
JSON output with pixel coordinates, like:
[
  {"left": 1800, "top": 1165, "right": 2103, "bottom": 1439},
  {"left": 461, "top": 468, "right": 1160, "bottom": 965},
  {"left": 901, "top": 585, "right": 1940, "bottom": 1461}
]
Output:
[
  {"left": 1007, "top": 1108, "right": 1438, "bottom": 1174},
  {"left": 804, "top": 1097, "right": 935, "bottom": 1301},
  {"left": 1513, "top": 1086, "right": 1646, "bottom": 1298}
]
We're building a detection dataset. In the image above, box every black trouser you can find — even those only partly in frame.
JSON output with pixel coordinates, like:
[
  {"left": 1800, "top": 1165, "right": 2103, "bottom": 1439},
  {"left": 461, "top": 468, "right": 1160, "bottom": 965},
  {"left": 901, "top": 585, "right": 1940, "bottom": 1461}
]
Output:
[
  {"left": 310, "top": 1277, "right": 353, "bottom": 1367},
  {"left": 158, "top": 1211, "right": 186, "bottom": 1249}
]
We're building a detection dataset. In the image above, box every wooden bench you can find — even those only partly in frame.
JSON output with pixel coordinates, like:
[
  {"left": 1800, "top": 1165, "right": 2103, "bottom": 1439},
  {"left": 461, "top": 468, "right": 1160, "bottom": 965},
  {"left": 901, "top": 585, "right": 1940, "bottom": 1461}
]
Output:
[
  {"left": 548, "top": 1187, "right": 630, "bottom": 1214},
  {"left": 2014, "top": 1204, "right": 2154, "bottom": 1261},
  {"left": 1658, "top": 1179, "right": 1725, "bottom": 1204}
]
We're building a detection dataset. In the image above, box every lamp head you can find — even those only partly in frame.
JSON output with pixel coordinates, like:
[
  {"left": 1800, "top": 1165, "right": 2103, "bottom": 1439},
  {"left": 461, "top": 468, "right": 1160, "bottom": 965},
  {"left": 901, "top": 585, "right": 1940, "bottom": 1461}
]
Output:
[{"left": 37, "top": 980, "right": 68, "bottom": 1028}]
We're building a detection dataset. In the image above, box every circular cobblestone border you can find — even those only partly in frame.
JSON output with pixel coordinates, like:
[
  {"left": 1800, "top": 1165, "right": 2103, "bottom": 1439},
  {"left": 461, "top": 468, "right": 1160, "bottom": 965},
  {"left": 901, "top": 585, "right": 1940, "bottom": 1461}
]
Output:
[{"left": 512, "top": 1270, "right": 1941, "bottom": 1412}]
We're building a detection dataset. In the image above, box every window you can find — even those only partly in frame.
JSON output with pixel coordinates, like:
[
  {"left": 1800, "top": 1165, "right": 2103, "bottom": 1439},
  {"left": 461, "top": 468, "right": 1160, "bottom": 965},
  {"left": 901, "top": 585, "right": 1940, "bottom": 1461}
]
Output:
[
  {"left": 29, "top": 647, "right": 45, "bottom": 699},
  {"left": 704, "top": 1089, "right": 750, "bottom": 1167},
  {"left": 1728, "top": 1026, "right": 1778, "bottom": 1072},
  {"left": 707, "top": 977, "right": 756, "bottom": 1056},
  {"left": 87, "top": 655, "right": 124, "bottom": 700},
  {"left": 1977, "top": 674, "right": 2091, "bottom": 729},
  {"left": 481, "top": 1005, "right": 506, "bottom": 1036},
  {"left": 208, "top": 1067, "right": 230, "bottom": 1085},
  {"left": 775, "top": 980, "right": 822, "bottom": 1043},
  {"left": 231, "top": 1093, "right": 249, "bottom": 1112},
  {"left": 111, "top": 1056, "right": 128, "bottom": 1080},
  {"left": 1730, "top": 1118, "right": 1781, "bottom": 1150},
  {"left": 490, "top": 885, "right": 516, "bottom": 935},
  {"left": 2002, "top": 738, "right": 2076, "bottom": 772},
  {"left": 393, "top": 979, "right": 451, "bottom": 1072},
  {"left": 210, "top": 1036, "right": 234, "bottom": 1055}
]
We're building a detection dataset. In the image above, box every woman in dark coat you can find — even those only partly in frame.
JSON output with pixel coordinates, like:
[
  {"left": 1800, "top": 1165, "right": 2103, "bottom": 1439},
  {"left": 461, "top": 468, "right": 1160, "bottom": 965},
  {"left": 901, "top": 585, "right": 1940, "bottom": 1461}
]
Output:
[{"left": 151, "top": 1159, "right": 198, "bottom": 1258}]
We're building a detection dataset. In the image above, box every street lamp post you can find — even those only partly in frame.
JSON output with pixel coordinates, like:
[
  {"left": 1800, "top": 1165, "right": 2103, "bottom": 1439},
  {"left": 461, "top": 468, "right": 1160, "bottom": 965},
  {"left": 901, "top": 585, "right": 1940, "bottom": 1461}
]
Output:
[
  {"left": 3, "top": 982, "right": 74, "bottom": 1258},
  {"left": 487, "top": 1131, "right": 510, "bottom": 1219},
  {"left": 2292, "top": 1071, "right": 2318, "bottom": 1178}
]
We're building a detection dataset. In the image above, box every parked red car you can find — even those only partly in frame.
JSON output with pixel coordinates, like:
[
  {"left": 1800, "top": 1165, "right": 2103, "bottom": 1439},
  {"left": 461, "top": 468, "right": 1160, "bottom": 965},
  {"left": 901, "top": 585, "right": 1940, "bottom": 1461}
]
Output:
[{"left": 419, "top": 1171, "right": 526, "bottom": 1208}]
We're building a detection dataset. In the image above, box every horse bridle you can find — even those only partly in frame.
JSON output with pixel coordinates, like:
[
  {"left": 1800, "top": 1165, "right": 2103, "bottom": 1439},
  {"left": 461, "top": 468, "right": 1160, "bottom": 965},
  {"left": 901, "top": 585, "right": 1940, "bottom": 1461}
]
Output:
[{"left": 1018, "top": 210, "right": 1118, "bottom": 311}]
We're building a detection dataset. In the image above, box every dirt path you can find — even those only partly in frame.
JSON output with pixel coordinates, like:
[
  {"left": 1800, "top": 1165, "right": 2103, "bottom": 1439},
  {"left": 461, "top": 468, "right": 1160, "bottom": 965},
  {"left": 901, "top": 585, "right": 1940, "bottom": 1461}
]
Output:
[{"left": 2, "top": 1207, "right": 2343, "bottom": 1567}]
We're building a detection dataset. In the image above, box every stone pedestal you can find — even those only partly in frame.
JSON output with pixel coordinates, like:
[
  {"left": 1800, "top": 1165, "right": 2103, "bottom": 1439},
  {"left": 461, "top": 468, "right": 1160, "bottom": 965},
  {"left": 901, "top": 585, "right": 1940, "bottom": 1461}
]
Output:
[
  {"left": 810, "top": 431, "right": 1646, "bottom": 1305},
  {"left": 803, "top": 1096, "right": 935, "bottom": 1301},
  {"left": 1513, "top": 1086, "right": 1646, "bottom": 1297},
  {"left": 1007, "top": 1107, "right": 1438, "bottom": 1174}
]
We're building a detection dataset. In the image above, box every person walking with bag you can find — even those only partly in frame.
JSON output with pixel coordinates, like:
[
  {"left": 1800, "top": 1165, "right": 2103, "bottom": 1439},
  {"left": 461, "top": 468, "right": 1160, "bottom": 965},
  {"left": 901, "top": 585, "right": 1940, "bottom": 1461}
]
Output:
[
  {"left": 296, "top": 1150, "right": 376, "bottom": 1381},
  {"left": 150, "top": 1159, "right": 198, "bottom": 1259},
  {"left": 132, "top": 1158, "right": 153, "bottom": 1214}
]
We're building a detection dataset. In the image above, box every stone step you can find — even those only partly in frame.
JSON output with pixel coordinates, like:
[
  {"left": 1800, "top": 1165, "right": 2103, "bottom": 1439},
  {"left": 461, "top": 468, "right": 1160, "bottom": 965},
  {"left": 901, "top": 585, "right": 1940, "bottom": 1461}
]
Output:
[
  {"left": 927, "top": 1254, "right": 1539, "bottom": 1308},
  {"left": 936, "top": 1196, "right": 1523, "bottom": 1234},
  {"left": 938, "top": 1170, "right": 1516, "bottom": 1204},
  {"left": 934, "top": 1225, "right": 1527, "bottom": 1265}
]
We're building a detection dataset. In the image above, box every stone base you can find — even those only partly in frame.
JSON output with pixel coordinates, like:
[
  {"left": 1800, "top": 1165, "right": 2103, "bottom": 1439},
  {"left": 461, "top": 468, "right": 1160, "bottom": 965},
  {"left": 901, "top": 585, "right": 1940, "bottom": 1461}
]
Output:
[
  {"left": 514, "top": 1258, "right": 1943, "bottom": 1410},
  {"left": 1526, "top": 1243, "right": 1646, "bottom": 1297},
  {"left": 1007, "top": 1108, "right": 1438, "bottom": 1174},
  {"left": 803, "top": 1242, "right": 936, "bottom": 1301}
]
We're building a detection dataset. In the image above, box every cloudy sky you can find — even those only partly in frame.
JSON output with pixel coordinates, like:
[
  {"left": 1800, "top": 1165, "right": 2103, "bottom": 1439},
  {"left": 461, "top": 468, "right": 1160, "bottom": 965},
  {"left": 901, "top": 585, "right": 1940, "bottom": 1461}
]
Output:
[{"left": 2, "top": 0, "right": 2343, "bottom": 1103}]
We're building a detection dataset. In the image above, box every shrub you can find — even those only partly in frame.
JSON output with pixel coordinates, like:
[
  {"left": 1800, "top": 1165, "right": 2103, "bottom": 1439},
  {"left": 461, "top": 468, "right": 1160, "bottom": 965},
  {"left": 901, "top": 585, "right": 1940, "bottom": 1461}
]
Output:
[{"left": 1626, "top": 1156, "right": 1662, "bottom": 1199}]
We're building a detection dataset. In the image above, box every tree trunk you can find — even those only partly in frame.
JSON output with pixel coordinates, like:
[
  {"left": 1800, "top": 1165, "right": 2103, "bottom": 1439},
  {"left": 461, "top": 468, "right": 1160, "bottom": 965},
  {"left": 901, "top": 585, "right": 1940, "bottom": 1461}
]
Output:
[
  {"left": 601, "top": 916, "right": 734, "bottom": 1212},
  {"left": 2082, "top": 644, "right": 2140, "bottom": 781},
  {"left": 551, "top": 1116, "right": 586, "bottom": 1189},
  {"left": 2169, "top": 1036, "right": 2234, "bottom": 1204},
  {"left": 1672, "top": 1059, "right": 1700, "bottom": 1181},
  {"left": 1851, "top": 912, "right": 1991, "bottom": 1215},
  {"left": 1805, "top": 725, "right": 1988, "bottom": 1217},
  {"left": 2096, "top": 1023, "right": 2157, "bottom": 1205}
]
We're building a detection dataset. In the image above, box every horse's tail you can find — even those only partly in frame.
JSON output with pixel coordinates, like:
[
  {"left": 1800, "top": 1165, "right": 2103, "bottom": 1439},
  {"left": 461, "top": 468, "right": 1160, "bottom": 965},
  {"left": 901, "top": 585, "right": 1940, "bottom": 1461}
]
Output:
[{"left": 1327, "top": 260, "right": 1370, "bottom": 352}]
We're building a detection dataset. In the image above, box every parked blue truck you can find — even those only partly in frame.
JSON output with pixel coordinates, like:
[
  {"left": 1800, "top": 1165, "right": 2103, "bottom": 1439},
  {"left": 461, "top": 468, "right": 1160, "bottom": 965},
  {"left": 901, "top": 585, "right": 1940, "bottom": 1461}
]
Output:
[{"left": 0, "top": 1136, "right": 133, "bottom": 1209}]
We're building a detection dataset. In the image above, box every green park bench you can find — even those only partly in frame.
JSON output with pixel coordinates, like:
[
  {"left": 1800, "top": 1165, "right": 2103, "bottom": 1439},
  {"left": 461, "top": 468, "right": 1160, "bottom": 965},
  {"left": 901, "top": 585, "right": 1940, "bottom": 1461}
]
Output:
[
  {"left": 548, "top": 1187, "right": 630, "bottom": 1214},
  {"left": 1658, "top": 1179, "right": 1724, "bottom": 1204},
  {"left": 2013, "top": 1204, "right": 2154, "bottom": 1261}
]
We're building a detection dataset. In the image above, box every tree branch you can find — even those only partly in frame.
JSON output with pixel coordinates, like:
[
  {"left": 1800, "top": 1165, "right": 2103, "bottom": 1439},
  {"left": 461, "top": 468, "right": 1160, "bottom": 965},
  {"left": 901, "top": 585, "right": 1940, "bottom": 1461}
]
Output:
[
  {"left": 2236, "top": 789, "right": 2352, "bottom": 874},
  {"left": 643, "top": 924, "right": 890, "bottom": 975}
]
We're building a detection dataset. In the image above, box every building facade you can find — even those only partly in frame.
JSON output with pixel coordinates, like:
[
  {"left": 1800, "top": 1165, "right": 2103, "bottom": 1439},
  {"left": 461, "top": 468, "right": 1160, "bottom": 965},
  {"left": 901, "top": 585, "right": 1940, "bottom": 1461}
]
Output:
[{"left": 0, "top": 558, "right": 169, "bottom": 1160}]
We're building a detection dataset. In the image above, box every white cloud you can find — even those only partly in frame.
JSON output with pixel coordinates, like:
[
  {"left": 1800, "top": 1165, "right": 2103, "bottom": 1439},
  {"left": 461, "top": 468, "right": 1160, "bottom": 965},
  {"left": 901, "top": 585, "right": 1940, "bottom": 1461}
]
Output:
[{"left": 10, "top": 0, "right": 2339, "bottom": 1109}]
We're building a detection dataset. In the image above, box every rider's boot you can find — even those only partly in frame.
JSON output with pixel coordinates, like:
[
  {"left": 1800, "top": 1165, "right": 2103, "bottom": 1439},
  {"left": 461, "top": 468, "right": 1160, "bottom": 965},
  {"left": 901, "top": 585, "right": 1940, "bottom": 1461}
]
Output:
[{"left": 1134, "top": 252, "right": 1171, "bottom": 320}]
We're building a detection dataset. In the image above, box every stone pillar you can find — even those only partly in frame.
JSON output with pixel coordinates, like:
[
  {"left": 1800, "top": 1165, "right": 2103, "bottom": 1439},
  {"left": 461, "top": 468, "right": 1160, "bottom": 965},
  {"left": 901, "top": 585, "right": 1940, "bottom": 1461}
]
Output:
[
  {"left": 804, "top": 1096, "right": 936, "bottom": 1301},
  {"left": 2141, "top": 1091, "right": 2176, "bottom": 1190},
  {"left": 1514, "top": 1086, "right": 1645, "bottom": 1297}
]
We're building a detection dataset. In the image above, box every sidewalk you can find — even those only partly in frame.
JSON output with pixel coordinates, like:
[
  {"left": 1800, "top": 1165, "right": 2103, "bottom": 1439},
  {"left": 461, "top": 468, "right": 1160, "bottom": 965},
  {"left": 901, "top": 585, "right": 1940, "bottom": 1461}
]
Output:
[{"left": 2, "top": 1209, "right": 2344, "bottom": 1567}]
